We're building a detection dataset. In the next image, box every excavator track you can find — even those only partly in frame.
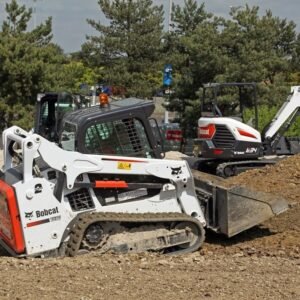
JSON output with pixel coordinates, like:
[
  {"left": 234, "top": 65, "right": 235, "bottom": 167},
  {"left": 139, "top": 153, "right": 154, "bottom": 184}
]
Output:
[
  {"left": 216, "top": 160, "right": 277, "bottom": 177},
  {"left": 65, "top": 212, "right": 205, "bottom": 256}
]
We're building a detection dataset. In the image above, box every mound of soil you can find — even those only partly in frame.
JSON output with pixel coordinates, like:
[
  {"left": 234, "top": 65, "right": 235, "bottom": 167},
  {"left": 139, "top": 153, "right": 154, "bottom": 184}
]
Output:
[
  {"left": 226, "top": 154, "right": 300, "bottom": 205},
  {"left": 204, "top": 154, "right": 300, "bottom": 259}
]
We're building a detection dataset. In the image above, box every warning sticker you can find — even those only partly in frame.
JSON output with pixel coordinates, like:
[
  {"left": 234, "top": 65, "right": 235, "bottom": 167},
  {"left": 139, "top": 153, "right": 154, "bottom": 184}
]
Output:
[{"left": 117, "top": 162, "right": 132, "bottom": 170}]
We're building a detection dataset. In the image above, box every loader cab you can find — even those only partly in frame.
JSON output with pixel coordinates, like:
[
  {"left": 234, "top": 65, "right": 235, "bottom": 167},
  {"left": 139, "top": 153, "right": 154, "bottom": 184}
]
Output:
[
  {"left": 59, "top": 98, "right": 164, "bottom": 159},
  {"left": 34, "top": 92, "right": 87, "bottom": 142}
]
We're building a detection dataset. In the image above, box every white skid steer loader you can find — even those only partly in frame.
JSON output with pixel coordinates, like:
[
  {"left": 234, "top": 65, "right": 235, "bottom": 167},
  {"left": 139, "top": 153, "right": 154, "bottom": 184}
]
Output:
[{"left": 0, "top": 125, "right": 288, "bottom": 257}]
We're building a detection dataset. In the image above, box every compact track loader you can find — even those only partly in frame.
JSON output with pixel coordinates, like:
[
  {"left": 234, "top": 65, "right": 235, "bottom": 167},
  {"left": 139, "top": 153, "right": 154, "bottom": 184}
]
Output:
[{"left": 0, "top": 98, "right": 288, "bottom": 257}]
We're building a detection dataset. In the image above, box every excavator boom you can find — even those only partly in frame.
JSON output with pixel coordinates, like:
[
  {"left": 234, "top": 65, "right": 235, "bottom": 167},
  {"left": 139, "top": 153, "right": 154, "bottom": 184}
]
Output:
[{"left": 264, "top": 86, "right": 300, "bottom": 140}]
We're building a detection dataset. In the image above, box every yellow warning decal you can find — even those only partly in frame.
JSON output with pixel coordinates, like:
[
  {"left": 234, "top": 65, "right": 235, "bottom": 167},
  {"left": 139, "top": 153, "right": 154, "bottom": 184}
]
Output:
[{"left": 117, "top": 162, "right": 132, "bottom": 170}]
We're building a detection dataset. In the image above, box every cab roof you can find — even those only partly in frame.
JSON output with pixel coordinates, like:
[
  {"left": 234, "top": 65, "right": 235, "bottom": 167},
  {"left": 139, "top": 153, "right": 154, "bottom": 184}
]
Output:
[{"left": 63, "top": 97, "right": 155, "bottom": 126}]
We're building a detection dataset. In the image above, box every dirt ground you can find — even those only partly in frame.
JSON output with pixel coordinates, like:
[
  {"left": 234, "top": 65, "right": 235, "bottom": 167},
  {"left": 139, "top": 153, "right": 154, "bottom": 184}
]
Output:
[{"left": 0, "top": 152, "right": 300, "bottom": 299}]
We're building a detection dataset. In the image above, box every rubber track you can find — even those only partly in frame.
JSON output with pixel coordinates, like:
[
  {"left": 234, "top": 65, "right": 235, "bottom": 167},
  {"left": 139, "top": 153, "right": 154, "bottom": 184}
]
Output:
[
  {"left": 65, "top": 212, "right": 205, "bottom": 256},
  {"left": 216, "top": 160, "right": 277, "bottom": 177}
]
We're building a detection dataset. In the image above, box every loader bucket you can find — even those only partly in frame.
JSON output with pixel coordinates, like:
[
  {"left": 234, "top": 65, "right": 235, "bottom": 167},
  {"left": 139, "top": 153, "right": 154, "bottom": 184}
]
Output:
[{"left": 192, "top": 170, "right": 288, "bottom": 237}]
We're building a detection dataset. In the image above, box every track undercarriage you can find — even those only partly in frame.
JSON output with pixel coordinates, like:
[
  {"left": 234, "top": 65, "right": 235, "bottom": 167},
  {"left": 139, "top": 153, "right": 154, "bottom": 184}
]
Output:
[
  {"left": 66, "top": 212, "right": 205, "bottom": 256},
  {"left": 191, "top": 157, "right": 279, "bottom": 178},
  {"left": 215, "top": 159, "right": 278, "bottom": 177}
]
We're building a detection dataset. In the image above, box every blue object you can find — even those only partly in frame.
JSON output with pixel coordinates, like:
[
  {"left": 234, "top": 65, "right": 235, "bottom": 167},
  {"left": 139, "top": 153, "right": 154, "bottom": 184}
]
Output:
[
  {"left": 102, "top": 86, "right": 112, "bottom": 95},
  {"left": 163, "top": 64, "right": 173, "bottom": 86}
]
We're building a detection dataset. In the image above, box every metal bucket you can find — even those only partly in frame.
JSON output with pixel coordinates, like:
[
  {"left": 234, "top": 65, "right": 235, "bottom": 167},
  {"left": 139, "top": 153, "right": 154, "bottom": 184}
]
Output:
[{"left": 192, "top": 170, "right": 288, "bottom": 237}]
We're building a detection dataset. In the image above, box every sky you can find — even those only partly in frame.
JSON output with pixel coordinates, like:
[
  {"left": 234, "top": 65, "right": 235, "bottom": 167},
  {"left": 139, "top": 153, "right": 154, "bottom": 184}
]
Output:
[{"left": 0, "top": 0, "right": 299, "bottom": 53}]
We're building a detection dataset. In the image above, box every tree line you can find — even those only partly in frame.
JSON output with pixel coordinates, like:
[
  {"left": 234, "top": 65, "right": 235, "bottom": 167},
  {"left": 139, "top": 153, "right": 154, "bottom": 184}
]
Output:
[{"left": 0, "top": 0, "right": 299, "bottom": 133}]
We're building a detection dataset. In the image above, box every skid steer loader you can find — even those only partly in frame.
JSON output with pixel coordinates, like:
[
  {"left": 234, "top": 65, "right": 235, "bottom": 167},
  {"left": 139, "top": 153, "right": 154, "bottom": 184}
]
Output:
[{"left": 0, "top": 98, "right": 288, "bottom": 257}]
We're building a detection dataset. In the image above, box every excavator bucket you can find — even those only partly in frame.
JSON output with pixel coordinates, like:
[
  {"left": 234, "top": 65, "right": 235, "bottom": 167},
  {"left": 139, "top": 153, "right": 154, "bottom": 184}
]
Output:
[{"left": 192, "top": 170, "right": 288, "bottom": 237}]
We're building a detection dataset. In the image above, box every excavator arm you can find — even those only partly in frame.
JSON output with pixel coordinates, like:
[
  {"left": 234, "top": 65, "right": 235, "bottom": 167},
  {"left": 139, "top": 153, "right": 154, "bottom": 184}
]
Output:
[{"left": 263, "top": 86, "right": 300, "bottom": 150}]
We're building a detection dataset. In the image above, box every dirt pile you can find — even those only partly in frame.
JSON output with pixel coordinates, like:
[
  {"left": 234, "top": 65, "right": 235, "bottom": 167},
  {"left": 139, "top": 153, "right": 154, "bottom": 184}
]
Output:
[
  {"left": 204, "top": 154, "right": 300, "bottom": 259},
  {"left": 225, "top": 154, "right": 300, "bottom": 205}
]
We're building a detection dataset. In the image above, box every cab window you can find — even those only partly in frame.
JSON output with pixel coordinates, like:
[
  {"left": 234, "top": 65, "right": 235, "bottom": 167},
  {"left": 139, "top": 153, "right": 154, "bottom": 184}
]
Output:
[
  {"left": 60, "top": 122, "right": 77, "bottom": 151},
  {"left": 84, "top": 118, "right": 153, "bottom": 158}
]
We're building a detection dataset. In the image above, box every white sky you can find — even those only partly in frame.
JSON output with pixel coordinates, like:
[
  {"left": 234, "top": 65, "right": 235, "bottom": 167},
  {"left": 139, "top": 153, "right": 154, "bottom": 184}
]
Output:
[{"left": 0, "top": 0, "right": 299, "bottom": 53}]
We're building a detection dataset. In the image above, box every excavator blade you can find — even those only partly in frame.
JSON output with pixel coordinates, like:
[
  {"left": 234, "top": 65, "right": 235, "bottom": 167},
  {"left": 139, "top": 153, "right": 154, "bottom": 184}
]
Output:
[{"left": 192, "top": 170, "right": 288, "bottom": 237}]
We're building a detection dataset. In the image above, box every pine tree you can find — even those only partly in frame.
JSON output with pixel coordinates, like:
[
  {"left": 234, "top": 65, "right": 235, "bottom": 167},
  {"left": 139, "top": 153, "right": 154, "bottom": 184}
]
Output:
[
  {"left": 221, "top": 5, "right": 297, "bottom": 85},
  {"left": 163, "top": 0, "right": 223, "bottom": 139},
  {"left": 0, "top": 0, "right": 65, "bottom": 130},
  {"left": 83, "top": 0, "right": 165, "bottom": 97}
]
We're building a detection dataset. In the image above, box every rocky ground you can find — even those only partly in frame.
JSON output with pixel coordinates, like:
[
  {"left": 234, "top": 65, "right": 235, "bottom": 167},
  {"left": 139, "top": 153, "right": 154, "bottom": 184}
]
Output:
[{"left": 0, "top": 152, "right": 299, "bottom": 299}]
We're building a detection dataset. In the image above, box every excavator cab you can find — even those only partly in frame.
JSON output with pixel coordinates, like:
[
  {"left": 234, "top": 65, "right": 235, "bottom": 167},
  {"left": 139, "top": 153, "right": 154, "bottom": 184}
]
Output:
[
  {"left": 194, "top": 83, "right": 260, "bottom": 162},
  {"left": 200, "top": 82, "right": 258, "bottom": 127}
]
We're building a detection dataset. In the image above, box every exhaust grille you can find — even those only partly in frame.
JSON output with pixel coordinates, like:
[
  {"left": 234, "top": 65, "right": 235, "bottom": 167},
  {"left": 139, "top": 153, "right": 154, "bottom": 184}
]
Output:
[
  {"left": 66, "top": 188, "right": 95, "bottom": 211},
  {"left": 212, "top": 125, "right": 235, "bottom": 148}
]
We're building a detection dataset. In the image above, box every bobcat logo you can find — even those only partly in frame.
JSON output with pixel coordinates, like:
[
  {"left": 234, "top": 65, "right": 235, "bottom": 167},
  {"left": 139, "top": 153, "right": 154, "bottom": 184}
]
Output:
[
  {"left": 171, "top": 167, "right": 182, "bottom": 175},
  {"left": 25, "top": 211, "right": 33, "bottom": 218},
  {"left": 35, "top": 184, "right": 43, "bottom": 194}
]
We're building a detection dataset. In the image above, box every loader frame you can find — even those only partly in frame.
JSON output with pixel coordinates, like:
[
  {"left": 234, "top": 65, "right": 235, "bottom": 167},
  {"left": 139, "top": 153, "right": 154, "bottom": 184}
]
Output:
[{"left": 1, "top": 126, "right": 206, "bottom": 256}]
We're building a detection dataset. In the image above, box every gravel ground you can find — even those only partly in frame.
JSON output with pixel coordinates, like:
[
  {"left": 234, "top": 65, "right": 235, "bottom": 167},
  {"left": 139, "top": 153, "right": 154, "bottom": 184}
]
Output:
[{"left": 0, "top": 252, "right": 299, "bottom": 300}]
